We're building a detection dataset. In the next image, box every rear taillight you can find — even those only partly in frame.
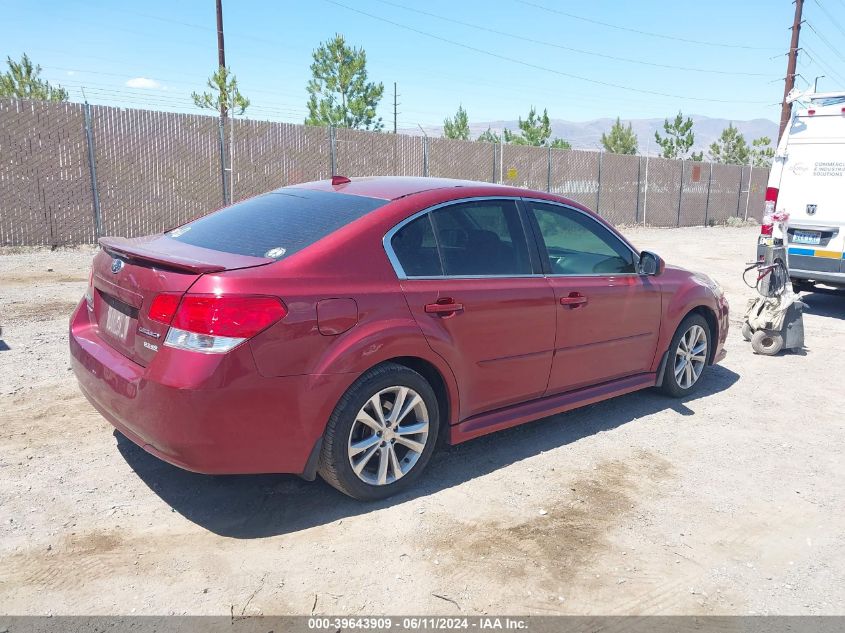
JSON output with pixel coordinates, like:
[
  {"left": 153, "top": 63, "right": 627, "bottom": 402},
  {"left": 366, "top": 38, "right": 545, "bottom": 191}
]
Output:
[
  {"left": 148, "top": 293, "right": 181, "bottom": 324},
  {"left": 151, "top": 294, "right": 287, "bottom": 354},
  {"left": 761, "top": 187, "right": 779, "bottom": 235}
]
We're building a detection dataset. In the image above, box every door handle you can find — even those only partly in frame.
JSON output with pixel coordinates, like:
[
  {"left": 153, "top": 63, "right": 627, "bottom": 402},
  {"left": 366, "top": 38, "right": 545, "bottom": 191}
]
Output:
[
  {"left": 560, "top": 292, "right": 588, "bottom": 308},
  {"left": 425, "top": 299, "right": 464, "bottom": 316}
]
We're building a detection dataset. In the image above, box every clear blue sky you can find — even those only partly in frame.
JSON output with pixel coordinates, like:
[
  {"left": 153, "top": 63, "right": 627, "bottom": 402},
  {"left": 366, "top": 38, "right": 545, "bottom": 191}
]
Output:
[{"left": 4, "top": 0, "right": 845, "bottom": 130}]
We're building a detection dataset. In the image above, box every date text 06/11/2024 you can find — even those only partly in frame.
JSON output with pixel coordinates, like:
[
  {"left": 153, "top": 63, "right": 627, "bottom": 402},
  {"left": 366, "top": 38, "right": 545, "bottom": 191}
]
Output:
[{"left": 307, "top": 617, "right": 528, "bottom": 630}]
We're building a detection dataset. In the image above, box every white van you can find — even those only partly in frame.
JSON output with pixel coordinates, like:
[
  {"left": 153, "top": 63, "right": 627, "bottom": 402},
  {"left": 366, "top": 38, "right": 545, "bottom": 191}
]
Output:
[{"left": 759, "top": 91, "right": 845, "bottom": 290}]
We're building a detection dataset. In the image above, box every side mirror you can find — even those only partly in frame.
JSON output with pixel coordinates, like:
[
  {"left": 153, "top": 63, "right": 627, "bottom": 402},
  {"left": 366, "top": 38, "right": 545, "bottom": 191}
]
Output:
[{"left": 638, "top": 251, "right": 665, "bottom": 276}]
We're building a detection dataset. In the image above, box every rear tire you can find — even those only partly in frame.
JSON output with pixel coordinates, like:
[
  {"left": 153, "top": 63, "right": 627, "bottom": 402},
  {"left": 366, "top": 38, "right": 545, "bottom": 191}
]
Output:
[
  {"left": 659, "top": 314, "right": 711, "bottom": 398},
  {"left": 741, "top": 322, "right": 753, "bottom": 342},
  {"left": 751, "top": 330, "right": 784, "bottom": 356},
  {"left": 318, "top": 362, "right": 440, "bottom": 501}
]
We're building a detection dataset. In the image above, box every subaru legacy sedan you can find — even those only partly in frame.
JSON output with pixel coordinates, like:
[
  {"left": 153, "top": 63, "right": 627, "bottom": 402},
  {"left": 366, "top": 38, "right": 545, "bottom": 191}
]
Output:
[{"left": 70, "top": 176, "right": 728, "bottom": 500}]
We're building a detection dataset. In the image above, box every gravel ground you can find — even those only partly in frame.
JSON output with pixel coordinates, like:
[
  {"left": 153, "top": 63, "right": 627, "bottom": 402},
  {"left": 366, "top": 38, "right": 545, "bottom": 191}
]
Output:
[{"left": 1, "top": 226, "right": 844, "bottom": 616}]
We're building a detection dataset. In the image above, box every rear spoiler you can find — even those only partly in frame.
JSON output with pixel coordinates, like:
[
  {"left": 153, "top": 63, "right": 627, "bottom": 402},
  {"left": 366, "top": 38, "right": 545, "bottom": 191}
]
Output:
[{"left": 99, "top": 236, "right": 272, "bottom": 274}]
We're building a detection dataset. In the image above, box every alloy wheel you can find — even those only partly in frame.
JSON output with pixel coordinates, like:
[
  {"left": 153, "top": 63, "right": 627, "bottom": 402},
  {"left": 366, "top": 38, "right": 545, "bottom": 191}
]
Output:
[
  {"left": 347, "top": 386, "right": 430, "bottom": 486},
  {"left": 673, "top": 324, "right": 707, "bottom": 389}
]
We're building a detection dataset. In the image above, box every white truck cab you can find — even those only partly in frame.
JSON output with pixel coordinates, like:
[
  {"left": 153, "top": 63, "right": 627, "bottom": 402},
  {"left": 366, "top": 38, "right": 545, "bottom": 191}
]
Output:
[{"left": 760, "top": 90, "right": 845, "bottom": 289}]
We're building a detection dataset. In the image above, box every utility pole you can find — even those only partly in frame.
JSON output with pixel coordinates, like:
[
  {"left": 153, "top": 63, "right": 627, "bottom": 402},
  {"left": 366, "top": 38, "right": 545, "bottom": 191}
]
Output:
[
  {"left": 778, "top": 0, "right": 804, "bottom": 142},
  {"left": 215, "top": 0, "right": 230, "bottom": 204},
  {"left": 216, "top": 0, "right": 227, "bottom": 118},
  {"left": 393, "top": 82, "right": 399, "bottom": 134}
]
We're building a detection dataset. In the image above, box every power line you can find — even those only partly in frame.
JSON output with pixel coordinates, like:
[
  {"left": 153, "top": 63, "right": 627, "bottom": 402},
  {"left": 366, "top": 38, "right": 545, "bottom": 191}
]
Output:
[
  {"left": 812, "top": 0, "right": 845, "bottom": 38},
  {"left": 804, "top": 21, "right": 845, "bottom": 63},
  {"left": 372, "top": 0, "right": 772, "bottom": 77},
  {"left": 516, "top": 0, "right": 780, "bottom": 51},
  {"left": 801, "top": 46, "right": 845, "bottom": 86},
  {"left": 322, "top": 0, "right": 771, "bottom": 105}
]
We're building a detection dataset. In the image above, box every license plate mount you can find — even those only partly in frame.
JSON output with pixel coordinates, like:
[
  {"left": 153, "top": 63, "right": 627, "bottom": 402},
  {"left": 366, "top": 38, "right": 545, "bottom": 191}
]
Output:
[
  {"left": 792, "top": 230, "right": 821, "bottom": 245},
  {"left": 104, "top": 304, "right": 131, "bottom": 341}
]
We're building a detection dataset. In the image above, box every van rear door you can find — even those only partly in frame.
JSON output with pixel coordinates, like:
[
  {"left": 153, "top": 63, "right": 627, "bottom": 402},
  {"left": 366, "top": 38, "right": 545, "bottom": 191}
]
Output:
[{"left": 777, "top": 113, "right": 845, "bottom": 274}]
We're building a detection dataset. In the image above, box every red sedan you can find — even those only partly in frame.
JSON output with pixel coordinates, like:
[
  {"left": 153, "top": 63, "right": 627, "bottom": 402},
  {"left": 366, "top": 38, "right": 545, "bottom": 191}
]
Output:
[{"left": 70, "top": 177, "right": 728, "bottom": 500}]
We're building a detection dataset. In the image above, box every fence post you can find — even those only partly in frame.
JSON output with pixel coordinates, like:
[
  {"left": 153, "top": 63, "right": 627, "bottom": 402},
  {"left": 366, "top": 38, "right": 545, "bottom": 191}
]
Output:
[
  {"left": 595, "top": 150, "right": 603, "bottom": 214},
  {"left": 422, "top": 135, "right": 429, "bottom": 177},
  {"left": 704, "top": 162, "right": 713, "bottom": 226},
  {"left": 744, "top": 161, "right": 754, "bottom": 221},
  {"left": 217, "top": 118, "right": 229, "bottom": 205},
  {"left": 546, "top": 145, "right": 552, "bottom": 192},
  {"left": 329, "top": 126, "right": 337, "bottom": 176},
  {"left": 642, "top": 151, "right": 650, "bottom": 226},
  {"left": 492, "top": 142, "right": 498, "bottom": 183},
  {"left": 82, "top": 102, "right": 102, "bottom": 240},
  {"left": 635, "top": 155, "right": 641, "bottom": 224},
  {"left": 676, "top": 160, "right": 685, "bottom": 227},
  {"left": 735, "top": 165, "right": 745, "bottom": 217}
]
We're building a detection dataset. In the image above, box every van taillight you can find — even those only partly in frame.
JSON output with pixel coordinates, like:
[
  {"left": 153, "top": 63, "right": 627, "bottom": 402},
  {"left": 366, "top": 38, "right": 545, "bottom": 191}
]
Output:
[
  {"left": 150, "top": 294, "right": 287, "bottom": 354},
  {"left": 761, "top": 187, "right": 779, "bottom": 235}
]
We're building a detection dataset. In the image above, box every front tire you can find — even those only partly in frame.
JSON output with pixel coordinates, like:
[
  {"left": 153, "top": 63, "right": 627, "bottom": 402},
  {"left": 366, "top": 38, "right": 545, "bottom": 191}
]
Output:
[
  {"left": 318, "top": 362, "right": 440, "bottom": 501},
  {"left": 660, "top": 314, "right": 711, "bottom": 398}
]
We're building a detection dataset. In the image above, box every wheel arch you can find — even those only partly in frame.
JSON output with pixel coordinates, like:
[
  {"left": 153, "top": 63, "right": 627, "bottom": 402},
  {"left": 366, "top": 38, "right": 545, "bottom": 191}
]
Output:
[{"left": 385, "top": 356, "right": 453, "bottom": 442}]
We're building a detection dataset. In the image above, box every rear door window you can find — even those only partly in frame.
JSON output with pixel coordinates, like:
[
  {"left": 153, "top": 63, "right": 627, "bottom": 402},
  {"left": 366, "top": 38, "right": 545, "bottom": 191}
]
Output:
[
  {"left": 167, "top": 189, "right": 387, "bottom": 259},
  {"left": 390, "top": 214, "right": 444, "bottom": 277},
  {"left": 429, "top": 200, "right": 533, "bottom": 276}
]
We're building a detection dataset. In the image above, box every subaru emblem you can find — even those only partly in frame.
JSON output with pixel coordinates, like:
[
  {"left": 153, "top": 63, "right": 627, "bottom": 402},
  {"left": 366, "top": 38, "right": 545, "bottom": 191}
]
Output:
[
  {"left": 806, "top": 204, "right": 817, "bottom": 216},
  {"left": 111, "top": 258, "right": 124, "bottom": 274}
]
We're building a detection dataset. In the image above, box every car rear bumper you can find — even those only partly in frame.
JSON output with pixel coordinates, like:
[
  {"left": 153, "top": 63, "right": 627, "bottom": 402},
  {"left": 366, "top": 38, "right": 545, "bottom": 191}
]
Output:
[{"left": 69, "top": 300, "right": 348, "bottom": 475}]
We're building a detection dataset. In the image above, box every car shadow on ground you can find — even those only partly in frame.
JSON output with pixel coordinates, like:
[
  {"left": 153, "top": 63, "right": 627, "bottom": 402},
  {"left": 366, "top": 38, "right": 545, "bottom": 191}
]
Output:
[
  {"left": 800, "top": 291, "right": 845, "bottom": 319},
  {"left": 117, "top": 365, "right": 739, "bottom": 539}
]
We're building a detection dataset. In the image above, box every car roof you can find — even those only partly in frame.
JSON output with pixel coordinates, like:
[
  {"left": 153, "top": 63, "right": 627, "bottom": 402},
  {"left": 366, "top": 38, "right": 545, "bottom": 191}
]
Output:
[{"left": 287, "top": 176, "right": 516, "bottom": 201}]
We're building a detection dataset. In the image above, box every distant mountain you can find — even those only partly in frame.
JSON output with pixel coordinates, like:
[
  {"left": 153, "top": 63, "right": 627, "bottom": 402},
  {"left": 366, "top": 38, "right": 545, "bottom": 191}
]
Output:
[{"left": 402, "top": 115, "right": 779, "bottom": 154}]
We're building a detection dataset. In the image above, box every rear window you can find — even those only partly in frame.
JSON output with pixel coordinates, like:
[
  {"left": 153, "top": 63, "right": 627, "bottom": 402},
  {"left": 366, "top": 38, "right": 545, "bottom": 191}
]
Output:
[{"left": 167, "top": 189, "right": 387, "bottom": 259}]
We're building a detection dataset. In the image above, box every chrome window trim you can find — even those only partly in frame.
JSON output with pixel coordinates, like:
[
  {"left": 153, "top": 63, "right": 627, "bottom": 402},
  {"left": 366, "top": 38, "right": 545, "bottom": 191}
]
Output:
[
  {"left": 382, "top": 195, "right": 644, "bottom": 281},
  {"left": 520, "top": 197, "right": 641, "bottom": 278},
  {"left": 382, "top": 196, "right": 543, "bottom": 280}
]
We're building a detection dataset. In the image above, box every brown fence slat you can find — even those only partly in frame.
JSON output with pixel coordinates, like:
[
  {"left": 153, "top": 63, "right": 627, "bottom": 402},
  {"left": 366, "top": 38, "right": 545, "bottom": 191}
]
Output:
[{"left": 0, "top": 98, "right": 771, "bottom": 244}]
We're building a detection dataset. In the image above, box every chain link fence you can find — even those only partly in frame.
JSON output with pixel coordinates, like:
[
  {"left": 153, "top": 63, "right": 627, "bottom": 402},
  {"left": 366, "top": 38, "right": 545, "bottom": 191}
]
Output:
[{"left": 0, "top": 98, "right": 768, "bottom": 246}]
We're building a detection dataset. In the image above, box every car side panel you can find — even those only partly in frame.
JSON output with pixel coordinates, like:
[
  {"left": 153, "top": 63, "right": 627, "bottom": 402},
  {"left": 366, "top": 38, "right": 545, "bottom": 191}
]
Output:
[
  {"left": 399, "top": 277, "right": 556, "bottom": 420},
  {"left": 545, "top": 274, "right": 662, "bottom": 394},
  {"left": 651, "top": 268, "right": 729, "bottom": 369}
]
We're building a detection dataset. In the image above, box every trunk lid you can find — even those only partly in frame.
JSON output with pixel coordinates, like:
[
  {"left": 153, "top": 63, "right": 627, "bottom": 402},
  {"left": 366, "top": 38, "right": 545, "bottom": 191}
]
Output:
[{"left": 90, "top": 235, "right": 273, "bottom": 366}]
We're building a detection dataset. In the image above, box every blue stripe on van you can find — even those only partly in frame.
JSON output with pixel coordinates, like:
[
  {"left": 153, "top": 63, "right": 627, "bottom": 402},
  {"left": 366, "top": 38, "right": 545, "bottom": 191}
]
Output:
[{"left": 788, "top": 247, "right": 816, "bottom": 256}]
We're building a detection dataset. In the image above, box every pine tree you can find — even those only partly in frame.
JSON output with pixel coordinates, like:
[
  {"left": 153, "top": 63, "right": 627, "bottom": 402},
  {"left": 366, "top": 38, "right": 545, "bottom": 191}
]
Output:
[
  {"left": 503, "top": 107, "right": 568, "bottom": 147},
  {"left": 708, "top": 124, "right": 750, "bottom": 165},
  {"left": 305, "top": 34, "right": 384, "bottom": 130},
  {"left": 601, "top": 117, "right": 638, "bottom": 154},
  {"left": 0, "top": 54, "right": 67, "bottom": 101},
  {"left": 191, "top": 66, "right": 250, "bottom": 116},
  {"left": 443, "top": 105, "right": 470, "bottom": 140},
  {"left": 655, "top": 111, "right": 696, "bottom": 160},
  {"left": 476, "top": 127, "right": 501, "bottom": 143},
  {"left": 750, "top": 136, "right": 775, "bottom": 167}
]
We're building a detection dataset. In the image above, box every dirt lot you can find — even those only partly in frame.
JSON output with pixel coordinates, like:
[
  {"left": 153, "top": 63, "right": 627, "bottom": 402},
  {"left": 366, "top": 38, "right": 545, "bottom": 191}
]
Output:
[{"left": 1, "top": 226, "right": 844, "bottom": 616}]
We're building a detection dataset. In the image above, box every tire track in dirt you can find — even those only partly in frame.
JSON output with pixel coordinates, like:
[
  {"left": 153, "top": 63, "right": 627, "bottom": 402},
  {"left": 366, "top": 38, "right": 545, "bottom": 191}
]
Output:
[{"left": 423, "top": 452, "right": 673, "bottom": 589}]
